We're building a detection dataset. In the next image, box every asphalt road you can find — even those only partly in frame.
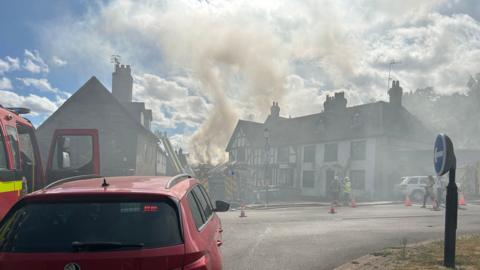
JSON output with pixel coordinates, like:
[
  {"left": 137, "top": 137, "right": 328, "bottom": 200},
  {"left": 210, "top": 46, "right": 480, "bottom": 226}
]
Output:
[{"left": 218, "top": 203, "right": 480, "bottom": 270}]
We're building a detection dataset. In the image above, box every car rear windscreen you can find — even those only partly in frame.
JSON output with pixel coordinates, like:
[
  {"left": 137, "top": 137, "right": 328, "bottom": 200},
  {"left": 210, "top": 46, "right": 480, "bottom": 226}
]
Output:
[{"left": 0, "top": 197, "right": 182, "bottom": 252}]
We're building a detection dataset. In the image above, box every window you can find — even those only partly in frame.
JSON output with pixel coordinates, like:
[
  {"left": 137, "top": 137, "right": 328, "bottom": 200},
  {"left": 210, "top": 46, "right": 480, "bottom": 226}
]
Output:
[
  {"left": 188, "top": 192, "right": 204, "bottom": 229},
  {"left": 408, "top": 178, "right": 419, "bottom": 185},
  {"left": 419, "top": 177, "right": 428, "bottom": 185},
  {"left": 0, "top": 198, "right": 182, "bottom": 252},
  {"left": 0, "top": 131, "right": 7, "bottom": 169},
  {"left": 52, "top": 135, "right": 93, "bottom": 170},
  {"left": 278, "top": 168, "right": 294, "bottom": 187},
  {"left": 6, "top": 126, "right": 20, "bottom": 170},
  {"left": 350, "top": 170, "right": 365, "bottom": 190},
  {"left": 278, "top": 147, "right": 289, "bottom": 163},
  {"left": 17, "top": 125, "right": 37, "bottom": 192},
  {"left": 324, "top": 143, "right": 338, "bottom": 162},
  {"left": 197, "top": 184, "right": 214, "bottom": 210},
  {"left": 192, "top": 186, "right": 213, "bottom": 221},
  {"left": 303, "top": 145, "right": 315, "bottom": 163},
  {"left": 351, "top": 140, "right": 366, "bottom": 160},
  {"left": 18, "top": 127, "right": 35, "bottom": 165},
  {"left": 302, "top": 171, "right": 315, "bottom": 188}
]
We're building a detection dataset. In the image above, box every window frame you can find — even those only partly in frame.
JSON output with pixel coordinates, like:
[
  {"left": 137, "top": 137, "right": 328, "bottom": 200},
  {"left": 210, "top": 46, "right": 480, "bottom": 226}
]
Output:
[
  {"left": 408, "top": 178, "right": 419, "bottom": 185},
  {"left": 5, "top": 125, "right": 20, "bottom": 170},
  {"left": 187, "top": 191, "right": 205, "bottom": 230},
  {"left": 187, "top": 185, "right": 214, "bottom": 232},
  {"left": 324, "top": 143, "right": 338, "bottom": 162},
  {"left": 0, "top": 126, "right": 8, "bottom": 171},
  {"left": 51, "top": 135, "right": 94, "bottom": 171},
  {"left": 192, "top": 185, "right": 213, "bottom": 221},
  {"left": 350, "top": 140, "right": 367, "bottom": 161},
  {"left": 303, "top": 145, "right": 316, "bottom": 163}
]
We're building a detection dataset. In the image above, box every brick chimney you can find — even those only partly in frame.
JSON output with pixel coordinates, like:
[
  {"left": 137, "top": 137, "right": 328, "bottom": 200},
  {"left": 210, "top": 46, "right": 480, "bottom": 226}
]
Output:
[
  {"left": 388, "top": 80, "right": 403, "bottom": 107},
  {"left": 324, "top": 92, "right": 347, "bottom": 112},
  {"left": 270, "top": 101, "right": 280, "bottom": 119},
  {"left": 112, "top": 63, "right": 133, "bottom": 104}
]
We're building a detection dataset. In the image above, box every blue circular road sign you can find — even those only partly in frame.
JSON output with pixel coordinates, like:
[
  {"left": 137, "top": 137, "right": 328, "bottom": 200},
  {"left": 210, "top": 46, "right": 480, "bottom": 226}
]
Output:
[{"left": 434, "top": 134, "right": 448, "bottom": 176}]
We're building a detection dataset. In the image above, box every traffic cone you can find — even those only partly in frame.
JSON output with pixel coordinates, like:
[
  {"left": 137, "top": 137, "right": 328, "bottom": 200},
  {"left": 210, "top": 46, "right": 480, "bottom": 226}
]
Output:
[
  {"left": 329, "top": 202, "right": 336, "bottom": 214},
  {"left": 404, "top": 194, "right": 412, "bottom": 207},
  {"left": 350, "top": 197, "right": 357, "bottom": 208},
  {"left": 459, "top": 192, "right": 466, "bottom": 206},
  {"left": 239, "top": 204, "right": 247, "bottom": 218}
]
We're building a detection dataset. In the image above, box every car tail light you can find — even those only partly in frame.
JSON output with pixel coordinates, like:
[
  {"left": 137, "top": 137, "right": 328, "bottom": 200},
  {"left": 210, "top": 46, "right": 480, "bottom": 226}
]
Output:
[
  {"left": 183, "top": 252, "right": 208, "bottom": 270},
  {"left": 143, "top": 205, "right": 159, "bottom": 212}
]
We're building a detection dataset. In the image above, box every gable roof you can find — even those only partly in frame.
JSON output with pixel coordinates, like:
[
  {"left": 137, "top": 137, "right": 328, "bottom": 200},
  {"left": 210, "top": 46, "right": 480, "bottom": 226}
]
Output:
[
  {"left": 37, "top": 76, "right": 158, "bottom": 141},
  {"left": 226, "top": 101, "right": 433, "bottom": 150},
  {"left": 226, "top": 120, "right": 264, "bottom": 151}
]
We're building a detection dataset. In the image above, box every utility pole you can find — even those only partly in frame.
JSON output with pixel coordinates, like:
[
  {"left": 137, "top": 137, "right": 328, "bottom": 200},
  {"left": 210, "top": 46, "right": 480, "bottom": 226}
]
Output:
[{"left": 264, "top": 128, "right": 270, "bottom": 208}]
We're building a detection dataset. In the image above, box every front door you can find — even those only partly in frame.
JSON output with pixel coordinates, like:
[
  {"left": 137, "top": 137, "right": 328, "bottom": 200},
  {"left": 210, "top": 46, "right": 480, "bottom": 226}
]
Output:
[{"left": 45, "top": 129, "right": 100, "bottom": 183}]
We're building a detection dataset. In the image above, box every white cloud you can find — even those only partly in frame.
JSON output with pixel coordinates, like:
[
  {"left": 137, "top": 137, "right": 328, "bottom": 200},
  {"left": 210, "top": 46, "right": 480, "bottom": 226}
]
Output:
[
  {"left": 0, "top": 77, "right": 12, "bottom": 90},
  {"left": 0, "top": 90, "right": 57, "bottom": 115},
  {"left": 51, "top": 56, "right": 67, "bottom": 67},
  {"left": 17, "top": 77, "right": 59, "bottom": 93},
  {"left": 23, "top": 49, "right": 49, "bottom": 73},
  {"left": 0, "top": 56, "right": 20, "bottom": 74}
]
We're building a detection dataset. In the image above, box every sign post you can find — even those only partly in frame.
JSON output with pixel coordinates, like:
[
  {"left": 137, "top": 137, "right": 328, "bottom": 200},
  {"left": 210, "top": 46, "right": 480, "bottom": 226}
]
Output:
[{"left": 434, "top": 134, "right": 457, "bottom": 268}]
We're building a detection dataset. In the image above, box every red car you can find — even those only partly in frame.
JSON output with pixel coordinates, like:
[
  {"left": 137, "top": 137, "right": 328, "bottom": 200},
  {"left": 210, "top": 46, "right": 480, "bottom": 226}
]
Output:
[{"left": 0, "top": 174, "right": 229, "bottom": 270}]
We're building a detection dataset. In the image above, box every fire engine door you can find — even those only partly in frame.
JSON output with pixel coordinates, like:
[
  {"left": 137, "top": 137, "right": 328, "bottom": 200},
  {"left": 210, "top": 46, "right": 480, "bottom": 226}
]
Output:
[{"left": 46, "top": 129, "right": 100, "bottom": 183}]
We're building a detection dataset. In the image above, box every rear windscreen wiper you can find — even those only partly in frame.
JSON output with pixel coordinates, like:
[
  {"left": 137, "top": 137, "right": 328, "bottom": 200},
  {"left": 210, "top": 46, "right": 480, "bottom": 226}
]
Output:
[{"left": 72, "top": 241, "right": 144, "bottom": 252}]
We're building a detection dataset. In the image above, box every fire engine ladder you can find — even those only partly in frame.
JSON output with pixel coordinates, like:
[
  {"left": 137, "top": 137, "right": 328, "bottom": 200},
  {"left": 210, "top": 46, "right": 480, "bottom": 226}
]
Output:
[{"left": 160, "top": 136, "right": 184, "bottom": 174}]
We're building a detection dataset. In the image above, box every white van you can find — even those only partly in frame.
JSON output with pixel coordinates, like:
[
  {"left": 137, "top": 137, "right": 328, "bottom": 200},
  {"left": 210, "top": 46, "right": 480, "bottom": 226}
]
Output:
[{"left": 397, "top": 176, "right": 430, "bottom": 202}]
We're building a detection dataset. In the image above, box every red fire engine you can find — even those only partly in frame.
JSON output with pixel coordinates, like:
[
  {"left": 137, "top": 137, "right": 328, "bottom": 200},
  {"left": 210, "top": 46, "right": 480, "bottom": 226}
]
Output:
[{"left": 0, "top": 105, "right": 99, "bottom": 218}]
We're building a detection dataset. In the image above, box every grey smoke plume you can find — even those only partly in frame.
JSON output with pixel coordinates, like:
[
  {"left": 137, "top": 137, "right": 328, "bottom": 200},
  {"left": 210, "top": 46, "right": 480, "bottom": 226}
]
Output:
[
  {"left": 156, "top": 4, "right": 290, "bottom": 163},
  {"left": 42, "top": 0, "right": 475, "bottom": 164}
]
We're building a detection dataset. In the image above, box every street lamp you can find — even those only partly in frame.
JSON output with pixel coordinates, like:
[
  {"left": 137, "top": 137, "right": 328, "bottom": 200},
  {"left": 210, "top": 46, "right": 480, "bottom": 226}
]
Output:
[{"left": 264, "top": 128, "right": 270, "bottom": 207}]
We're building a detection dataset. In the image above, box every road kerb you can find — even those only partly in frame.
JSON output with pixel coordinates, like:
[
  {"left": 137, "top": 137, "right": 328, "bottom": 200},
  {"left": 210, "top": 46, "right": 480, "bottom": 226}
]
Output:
[{"left": 246, "top": 201, "right": 402, "bottom": 210}]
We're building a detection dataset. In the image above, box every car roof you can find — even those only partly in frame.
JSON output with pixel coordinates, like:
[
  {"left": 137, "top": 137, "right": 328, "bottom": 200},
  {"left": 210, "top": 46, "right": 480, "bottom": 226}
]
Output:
[{"left": 28, "top": 176, "right": 198, "bottom": 199}]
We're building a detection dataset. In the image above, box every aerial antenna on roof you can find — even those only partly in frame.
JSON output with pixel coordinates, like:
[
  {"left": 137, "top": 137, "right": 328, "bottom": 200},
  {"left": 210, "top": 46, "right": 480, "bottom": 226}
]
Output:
[
  {"left": 101, "top": 178, "right": 110, "bottom": 188},
  {"left": 387, "top": 60, "right": 401, "bottom": 90},
  {"left": 111, "top": 55, "right": 121, "bottom": 66}
]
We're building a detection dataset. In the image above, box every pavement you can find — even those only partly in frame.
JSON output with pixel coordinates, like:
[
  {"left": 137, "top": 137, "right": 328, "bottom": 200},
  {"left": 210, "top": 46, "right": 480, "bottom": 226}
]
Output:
[{"left": 218, "top": 203, "right": 480, "bottom": 270}]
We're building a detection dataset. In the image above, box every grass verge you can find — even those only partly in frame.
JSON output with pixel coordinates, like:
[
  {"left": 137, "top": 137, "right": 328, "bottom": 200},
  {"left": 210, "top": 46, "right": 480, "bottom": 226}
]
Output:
[{"left": 336, "top": 234, "right": 480, "bottom": 270}]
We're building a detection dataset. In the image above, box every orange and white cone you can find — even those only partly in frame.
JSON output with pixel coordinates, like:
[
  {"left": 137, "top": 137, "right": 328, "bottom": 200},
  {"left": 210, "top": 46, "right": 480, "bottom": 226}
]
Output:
[
  {"left": 329, "top": 202, "right": 336, "bottom": 214},
  {"left": 404, "top": 194, "right": 412, "bottom": 207},
  {"left": 459, "top": 192, "right": 466, "bottom": 206},
  {"left": 239, "top": 204, "right": 247, "bottom": 218},
  {"left": 350, "top": 197, "right": 357, "bottom": 208}
]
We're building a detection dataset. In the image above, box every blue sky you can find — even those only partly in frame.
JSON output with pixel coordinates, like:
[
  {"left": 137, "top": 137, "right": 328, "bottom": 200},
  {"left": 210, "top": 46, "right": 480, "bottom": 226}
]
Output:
[
  {"left": 0, "top": 1, "right": 100, "bottom": 124},
  {"left": 2, "top": 0, "right": 480, "bottom": 162}
]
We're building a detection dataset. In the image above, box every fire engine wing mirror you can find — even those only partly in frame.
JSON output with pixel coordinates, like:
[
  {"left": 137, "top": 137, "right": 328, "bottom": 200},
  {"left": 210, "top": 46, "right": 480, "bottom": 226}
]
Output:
[
  {"left": 62, "top": 152, "right": 71, "bottom": 169},
  {"left": 214, "top": 200, "right": 230, "bottom": 212}
]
